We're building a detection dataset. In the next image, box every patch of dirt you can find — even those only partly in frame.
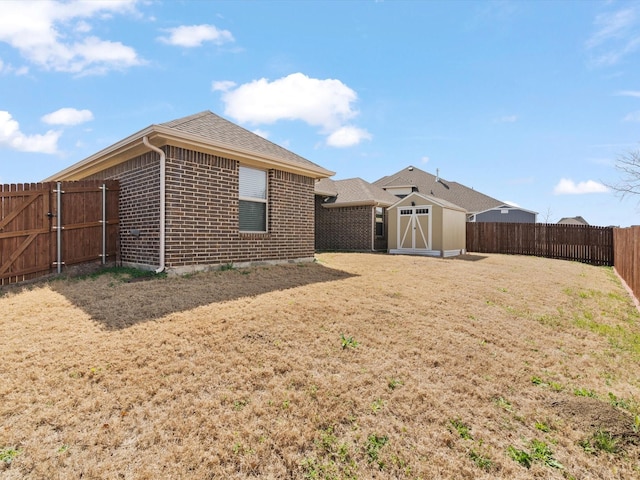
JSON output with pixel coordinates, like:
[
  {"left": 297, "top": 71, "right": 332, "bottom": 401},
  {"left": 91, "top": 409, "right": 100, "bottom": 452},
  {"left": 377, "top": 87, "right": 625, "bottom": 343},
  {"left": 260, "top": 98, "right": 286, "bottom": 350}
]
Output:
[{"left": 551, "top": 396, "right": 634, "bottom": 434}]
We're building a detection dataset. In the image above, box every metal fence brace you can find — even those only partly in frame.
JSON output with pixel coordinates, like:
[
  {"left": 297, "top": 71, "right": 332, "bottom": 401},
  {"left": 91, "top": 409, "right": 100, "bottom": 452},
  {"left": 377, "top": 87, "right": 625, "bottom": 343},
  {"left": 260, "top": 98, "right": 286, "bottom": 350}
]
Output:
[
  {"left": 99, "top": 183, "right": 107, "bottom": 265},
  {"left": 53, "top": 182, "right": 65, "bottom": 274}
]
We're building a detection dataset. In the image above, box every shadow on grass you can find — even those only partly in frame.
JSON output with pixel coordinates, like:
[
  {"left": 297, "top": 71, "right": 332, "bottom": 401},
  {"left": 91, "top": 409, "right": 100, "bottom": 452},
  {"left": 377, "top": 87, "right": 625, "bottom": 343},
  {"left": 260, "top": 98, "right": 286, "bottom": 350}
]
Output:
[
  {"left": 50, "top": 262, "right": 357, "bottom": 330},
  {"left": 451, "top": 254, "right": 489, "bottom": 262}
]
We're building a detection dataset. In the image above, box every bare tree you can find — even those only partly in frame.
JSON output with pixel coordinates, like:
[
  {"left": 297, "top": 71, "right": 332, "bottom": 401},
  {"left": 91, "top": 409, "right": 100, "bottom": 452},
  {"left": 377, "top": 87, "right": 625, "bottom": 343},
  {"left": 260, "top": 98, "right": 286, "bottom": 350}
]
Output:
[
  {"left": 541, "top": 206, "right": 554, "bottom": 224},
  {"left": 607, "top": 150, "right": 640, "bottom": 202}
]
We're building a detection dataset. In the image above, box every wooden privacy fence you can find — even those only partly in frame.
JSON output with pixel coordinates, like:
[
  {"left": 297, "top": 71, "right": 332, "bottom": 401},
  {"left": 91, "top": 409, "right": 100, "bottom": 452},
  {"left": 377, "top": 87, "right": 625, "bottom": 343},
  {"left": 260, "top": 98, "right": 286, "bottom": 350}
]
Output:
[
  {"left": 0, "top": 181, "right": 119, "bottom": 285},
  {"left": 466, "top": 222, "right": 614, "bottom": 266},
  {"left": 613, "top": 226, "right": 640, "bottom": 302}
]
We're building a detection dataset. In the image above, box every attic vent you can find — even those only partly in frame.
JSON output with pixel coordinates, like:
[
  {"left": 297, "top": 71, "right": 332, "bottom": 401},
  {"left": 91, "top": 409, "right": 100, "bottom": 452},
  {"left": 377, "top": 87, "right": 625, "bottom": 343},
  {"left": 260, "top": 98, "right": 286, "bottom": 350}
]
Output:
[{"left": 408, "top": 166, "right": 414, "bottom": 171}]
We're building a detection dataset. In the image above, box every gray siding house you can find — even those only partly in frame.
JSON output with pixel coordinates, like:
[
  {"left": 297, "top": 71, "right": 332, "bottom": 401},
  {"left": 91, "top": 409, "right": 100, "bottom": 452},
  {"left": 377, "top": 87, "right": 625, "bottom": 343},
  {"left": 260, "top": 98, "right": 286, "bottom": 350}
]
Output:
[{"left": 469, "top": 205, "right": 537, "bottom": 223}]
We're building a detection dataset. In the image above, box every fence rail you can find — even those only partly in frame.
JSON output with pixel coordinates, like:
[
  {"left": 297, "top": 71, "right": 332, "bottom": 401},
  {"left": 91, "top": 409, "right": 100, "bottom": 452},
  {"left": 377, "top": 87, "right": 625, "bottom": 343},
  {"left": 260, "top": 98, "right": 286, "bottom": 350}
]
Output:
[
  {"left": 613, "top": 226, "right": 640, "bottom": 302},
  {"left": 0, "top": 181, "right": 119, "bottom": 285},
  {"left": 466, "top": 222, "right": 614, "bottom": 266}
]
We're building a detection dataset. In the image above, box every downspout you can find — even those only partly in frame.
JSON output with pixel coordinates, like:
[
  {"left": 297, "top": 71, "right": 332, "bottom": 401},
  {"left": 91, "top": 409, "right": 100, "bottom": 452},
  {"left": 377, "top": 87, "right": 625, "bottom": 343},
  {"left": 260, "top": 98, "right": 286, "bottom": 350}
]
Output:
[
  {"left": 372, "top": 201, "right": 383, "bottom": 252},
  {"left": 142, "top": 136, "right": 166, "bottom": 273},
  {"left": 372, "top": 205, "right": 376, "bottom": 251}
]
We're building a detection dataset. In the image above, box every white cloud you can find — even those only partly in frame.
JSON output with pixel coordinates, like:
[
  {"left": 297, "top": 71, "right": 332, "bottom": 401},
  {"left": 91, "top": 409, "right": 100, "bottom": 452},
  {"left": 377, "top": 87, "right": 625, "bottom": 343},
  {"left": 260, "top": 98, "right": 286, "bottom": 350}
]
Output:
[
  {"left": 326, "top": 126, "right": 372, "bottom": 148},
  {"left": 420, "top": 156, "right": 430, "bottom": 164},
  {"left": 586, "top": 7, "right": 640, "bottom": 67},
  {"left": 623, "top": 110, "right": 640, "bottom": 121},
  {"left": 218, "top": 72, "right": 371, "bottom": 147},
  {"left": 158, "top": 24, "right": 234, "bottom": 48},
  {"left": 495, "top": 114, "right": 518, "bottom": 123},
  {"left": 0, "top": 111, "right": 61, "bottom": 154},
  {"left": 41, "top": 108, "right": 93, "bottom": 126},
  {"left": 0, "top": 0, "right": 142, "bottom": 75},
  {"left": 503, "top": 200, "right": 521, "bottom": 207},
  {"left": 221, "top": 73, "right": 358, "bottom": 129},
  {"left": 211, "top": 80, "right": 237, "bottom": 92},
  {"left": 553, "top": 178, "right": 608, "bottom": 195},
  {"left": 616, "top": 90, "right": 640, "bottom": 97},
  {"left": 75, "top": 20, "right": 92, "bottom": 33},
  {"left": 0, "top": 57, "right": 29, "bottom": 76},
  {"left": 586, "top": 8, "right": 636, "bottom": 48}
]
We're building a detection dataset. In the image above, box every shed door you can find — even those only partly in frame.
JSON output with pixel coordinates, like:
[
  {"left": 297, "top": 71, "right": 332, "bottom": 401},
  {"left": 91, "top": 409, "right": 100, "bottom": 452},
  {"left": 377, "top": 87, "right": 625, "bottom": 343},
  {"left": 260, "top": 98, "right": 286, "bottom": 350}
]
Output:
[{"left": 397, "top": 206, "right": 431, "bottom": 251}]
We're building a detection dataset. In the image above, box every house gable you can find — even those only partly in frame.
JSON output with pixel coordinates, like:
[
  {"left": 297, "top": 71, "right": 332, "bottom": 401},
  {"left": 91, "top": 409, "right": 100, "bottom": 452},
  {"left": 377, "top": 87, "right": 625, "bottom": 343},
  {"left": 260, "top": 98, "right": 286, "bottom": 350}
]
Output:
[{"left": 44, "top": 111, "right": 334, "bottom": 182}]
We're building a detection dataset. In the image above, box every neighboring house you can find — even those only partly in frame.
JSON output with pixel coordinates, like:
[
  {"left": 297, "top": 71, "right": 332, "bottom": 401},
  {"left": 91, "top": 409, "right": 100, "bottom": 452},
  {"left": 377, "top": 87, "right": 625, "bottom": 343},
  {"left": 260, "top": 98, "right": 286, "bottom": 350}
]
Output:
[
  {"left": 315, "top": 177, "right": 398, "bottom": 251},
  {"left": 374, "top": 165, "right": 537, "bottom": 223},
  {"left": 557, "top": 216, "right": 589, "bottom": 226},
  {"left": 469, "top": 204, "right": 538, "bottom": 223},
  {"left": 387, "top": 192, "right": 467, "bottom": 257},
  {"left": 44, "top": 110, "right": 334, "bottom": 274}
]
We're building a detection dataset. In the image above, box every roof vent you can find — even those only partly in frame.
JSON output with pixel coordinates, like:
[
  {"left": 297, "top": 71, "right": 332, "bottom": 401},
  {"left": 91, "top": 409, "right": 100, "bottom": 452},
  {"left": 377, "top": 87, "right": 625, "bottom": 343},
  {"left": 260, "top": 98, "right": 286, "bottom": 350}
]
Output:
[
  {"left": 408, "top": 166, "right": 413, "bottom": 171},
  {"left": 436, "top": 168, "right": 440, "bottom": 182}
]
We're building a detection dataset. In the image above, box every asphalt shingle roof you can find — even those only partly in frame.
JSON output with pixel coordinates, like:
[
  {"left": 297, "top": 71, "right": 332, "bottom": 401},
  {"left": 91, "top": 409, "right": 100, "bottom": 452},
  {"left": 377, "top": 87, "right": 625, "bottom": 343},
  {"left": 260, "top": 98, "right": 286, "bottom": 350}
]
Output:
[
  {"left": 160, "top": 111, "right": 329, "bottom": 174},
  {"left": 315, "top": 177, "right": 398, "bottom": 207},
  {"left": 373, "top": 165, "right": 503, "bottom": 213}
]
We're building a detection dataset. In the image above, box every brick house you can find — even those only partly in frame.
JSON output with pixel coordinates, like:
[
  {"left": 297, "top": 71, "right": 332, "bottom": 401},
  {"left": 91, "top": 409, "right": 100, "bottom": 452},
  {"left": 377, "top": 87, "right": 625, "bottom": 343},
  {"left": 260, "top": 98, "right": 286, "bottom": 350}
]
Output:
[
  {"left": 315, "top": 177, "right": 398, "bottom": 251},
  {"left": 44, "top": 111, "right": 334, "bottom": 274}
]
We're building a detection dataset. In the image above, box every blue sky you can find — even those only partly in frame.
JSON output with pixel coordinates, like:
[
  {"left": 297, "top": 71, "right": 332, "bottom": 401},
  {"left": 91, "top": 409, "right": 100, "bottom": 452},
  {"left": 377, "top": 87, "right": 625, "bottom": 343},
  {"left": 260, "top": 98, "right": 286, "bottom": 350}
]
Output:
[{"left": 1, "top": 0, "right": 640, "bottom": 227}]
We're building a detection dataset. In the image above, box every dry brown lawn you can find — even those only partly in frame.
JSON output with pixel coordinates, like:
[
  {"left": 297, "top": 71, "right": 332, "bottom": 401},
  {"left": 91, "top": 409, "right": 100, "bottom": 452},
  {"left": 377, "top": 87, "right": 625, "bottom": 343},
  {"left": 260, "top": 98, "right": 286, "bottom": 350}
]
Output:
[{"left": 1, "top": 252, "right": 639, "bottom": 479}]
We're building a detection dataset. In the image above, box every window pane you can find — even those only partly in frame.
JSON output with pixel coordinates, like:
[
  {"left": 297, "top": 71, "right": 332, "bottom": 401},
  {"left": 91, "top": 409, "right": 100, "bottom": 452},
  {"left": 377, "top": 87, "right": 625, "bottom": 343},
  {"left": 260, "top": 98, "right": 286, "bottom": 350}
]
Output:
[
  {"left": 239, "top": 166, "right": 266, "bottom": 199},
  {"left": 239, "top": 200, "right": 266, "bottom": 231}
]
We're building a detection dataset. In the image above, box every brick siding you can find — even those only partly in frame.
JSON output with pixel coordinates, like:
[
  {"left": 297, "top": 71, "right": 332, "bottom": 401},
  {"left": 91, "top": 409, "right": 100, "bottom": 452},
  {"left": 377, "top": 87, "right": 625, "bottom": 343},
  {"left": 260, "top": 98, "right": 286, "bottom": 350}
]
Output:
[
  {"left": 86, "top": 152, "right": 161, "bottom": 267},
  {"left": 315, "top": 197, "right": 378, "bottom": 251},
  {"left": 87, "top": 145, "right": 315, "bottom": 270}
]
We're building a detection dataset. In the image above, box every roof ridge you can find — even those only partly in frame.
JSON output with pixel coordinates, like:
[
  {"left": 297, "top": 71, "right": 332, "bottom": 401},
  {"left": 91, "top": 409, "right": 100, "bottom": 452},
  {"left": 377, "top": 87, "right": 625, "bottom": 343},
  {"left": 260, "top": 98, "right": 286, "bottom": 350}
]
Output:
[
  {"left": 159, "top": 110, "right": 212, "bottom": 127},
  {"left": 167, "top": 110, "right": 313, "bottom": 163}
]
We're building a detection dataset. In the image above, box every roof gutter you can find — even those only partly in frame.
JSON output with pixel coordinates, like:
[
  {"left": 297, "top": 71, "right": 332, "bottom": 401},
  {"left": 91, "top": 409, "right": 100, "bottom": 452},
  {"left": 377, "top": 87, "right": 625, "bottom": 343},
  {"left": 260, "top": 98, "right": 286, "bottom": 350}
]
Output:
[
  {"left": 321, "top": 200, "right": 394, "bottom": 209},
  {"left": 142, "top": 136, "right": 166, "bottom": 274}
]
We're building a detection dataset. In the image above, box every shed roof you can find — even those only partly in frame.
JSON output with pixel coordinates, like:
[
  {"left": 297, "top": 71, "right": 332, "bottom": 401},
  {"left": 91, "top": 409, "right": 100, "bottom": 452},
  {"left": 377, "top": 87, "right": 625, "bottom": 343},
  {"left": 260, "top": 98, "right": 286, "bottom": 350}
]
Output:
[
  {"left": 374, "top": 165, "right": 503, "bottom": 213},
  {"left": 316, "top": 177, "right": 399, "bottom": 208},
  {"left": 44, "top": 110, "right": 334, "bottom": 181},
  {"left": 389, "top": 191, "right": 467, "bottom": 212}
]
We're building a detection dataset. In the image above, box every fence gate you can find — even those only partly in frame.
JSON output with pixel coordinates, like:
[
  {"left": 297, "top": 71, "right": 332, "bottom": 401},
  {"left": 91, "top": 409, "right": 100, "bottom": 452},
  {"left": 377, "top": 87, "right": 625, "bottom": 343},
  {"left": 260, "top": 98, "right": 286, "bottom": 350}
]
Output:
[
  {"left": 0, "top": 181, "right": 119, "bottom": 285},
  {"left": 0, "top": 184, "right": 51, "bottom": 284}
]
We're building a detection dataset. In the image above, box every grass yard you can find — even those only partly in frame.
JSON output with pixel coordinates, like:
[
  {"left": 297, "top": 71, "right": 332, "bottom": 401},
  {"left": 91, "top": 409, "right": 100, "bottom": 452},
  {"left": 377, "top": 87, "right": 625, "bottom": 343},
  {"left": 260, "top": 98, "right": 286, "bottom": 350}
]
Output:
[{"left": 1, "top": 252, "right": 639, "bottom": 479}]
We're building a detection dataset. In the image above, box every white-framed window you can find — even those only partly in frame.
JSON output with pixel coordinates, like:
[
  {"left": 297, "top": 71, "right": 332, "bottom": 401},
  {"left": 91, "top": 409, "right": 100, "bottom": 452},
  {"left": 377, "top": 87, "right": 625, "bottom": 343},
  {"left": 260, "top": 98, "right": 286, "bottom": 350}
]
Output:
[
  {"left": 375, "top": 207, "right": 385, "bottom": 236},
  {"left": 239, "top": 166, "right": 267, "bottom": 232}
]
